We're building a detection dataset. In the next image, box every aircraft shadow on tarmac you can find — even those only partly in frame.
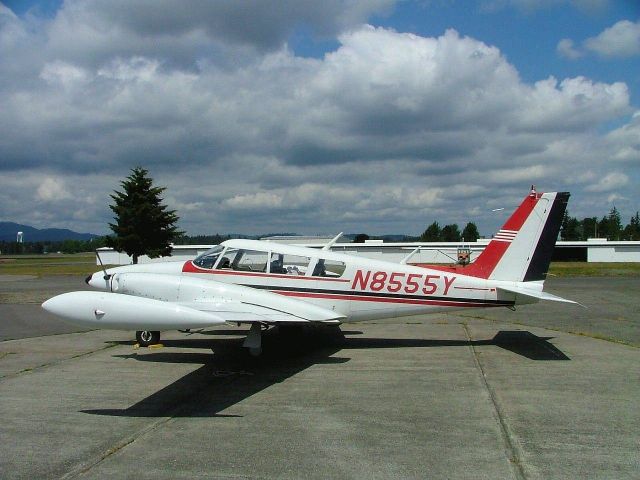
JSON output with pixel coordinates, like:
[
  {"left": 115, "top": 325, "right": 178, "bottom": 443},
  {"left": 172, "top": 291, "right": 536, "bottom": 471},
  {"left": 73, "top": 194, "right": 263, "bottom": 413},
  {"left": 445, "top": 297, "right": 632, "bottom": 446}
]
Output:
[
  {"left": 82, "top": 327, "right": 568, "bottom": 418},
  {"left": 341, "top": 330, "right": 570, "bottom": 361}
]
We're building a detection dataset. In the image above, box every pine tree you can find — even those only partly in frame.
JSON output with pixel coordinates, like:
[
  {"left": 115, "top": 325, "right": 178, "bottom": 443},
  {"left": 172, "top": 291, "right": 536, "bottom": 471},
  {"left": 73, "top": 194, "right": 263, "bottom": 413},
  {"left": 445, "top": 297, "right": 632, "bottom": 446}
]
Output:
[
  {"left": 581, "top": 217, "right": 598, "bottom": 240},
  {"left": 598, "top": 206, "right": 623, "bottom": 240},
  {"left": 420, "top": 222, "right": 441, "bottom": 242},
  {"left": 441, "top": 224, "right": 461, "bottom": 242},
  {"left": 461, "top": 222, "right": 480, "bottom": 242},
  {"left": 106, "top": 167, "right": 183, "bottom": 264},
  {"left": 561, "top": 211, "right": 581, "bottom": 240},
  {"left": 623, "top": 212, "right": 640, "bottom": 240}
]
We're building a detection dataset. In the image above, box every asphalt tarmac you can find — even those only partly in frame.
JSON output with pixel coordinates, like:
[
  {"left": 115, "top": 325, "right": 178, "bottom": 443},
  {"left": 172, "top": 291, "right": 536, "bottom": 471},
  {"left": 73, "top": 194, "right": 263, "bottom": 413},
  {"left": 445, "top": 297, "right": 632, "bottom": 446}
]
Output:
[{"left": 0, "top": 275, "right": 638, "bottom": 479}]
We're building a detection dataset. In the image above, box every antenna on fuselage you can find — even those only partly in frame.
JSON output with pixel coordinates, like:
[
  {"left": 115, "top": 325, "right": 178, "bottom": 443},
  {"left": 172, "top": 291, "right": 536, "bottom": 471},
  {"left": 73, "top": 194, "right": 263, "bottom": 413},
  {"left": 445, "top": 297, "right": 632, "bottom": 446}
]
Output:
[{"left": 322, "top": 232, "right": 343, "bottom": 251}]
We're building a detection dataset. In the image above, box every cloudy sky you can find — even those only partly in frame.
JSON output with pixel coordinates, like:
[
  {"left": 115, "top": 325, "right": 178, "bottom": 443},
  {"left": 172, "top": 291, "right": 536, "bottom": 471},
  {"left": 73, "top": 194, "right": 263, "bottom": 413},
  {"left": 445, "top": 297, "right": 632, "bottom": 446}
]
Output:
[{"left": 0, "top": 0, "right": 638, "bottom": 237}]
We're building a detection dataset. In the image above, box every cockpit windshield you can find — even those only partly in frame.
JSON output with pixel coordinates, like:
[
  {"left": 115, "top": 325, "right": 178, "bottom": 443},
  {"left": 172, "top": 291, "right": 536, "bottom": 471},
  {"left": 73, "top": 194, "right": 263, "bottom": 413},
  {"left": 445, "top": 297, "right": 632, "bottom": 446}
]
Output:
[{"left": 193, "top": 245, "right": 224, "bottom": 269}]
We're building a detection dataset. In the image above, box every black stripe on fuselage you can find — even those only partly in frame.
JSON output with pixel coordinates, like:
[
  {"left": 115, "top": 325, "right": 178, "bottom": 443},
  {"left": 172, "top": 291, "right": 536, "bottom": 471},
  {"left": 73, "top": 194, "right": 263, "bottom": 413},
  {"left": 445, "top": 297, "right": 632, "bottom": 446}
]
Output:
[
  {"left": 241, "top": 284, "right": 514, "bottom": 306},
  {"left": 524, "top": 192, "right": 570, "bottom": 282}
]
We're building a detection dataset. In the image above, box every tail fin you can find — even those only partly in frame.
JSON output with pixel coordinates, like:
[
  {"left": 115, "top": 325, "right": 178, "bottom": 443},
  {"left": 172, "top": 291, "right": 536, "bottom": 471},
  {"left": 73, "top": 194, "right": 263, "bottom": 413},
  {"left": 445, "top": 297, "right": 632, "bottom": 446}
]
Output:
[{"left": 457, "top": 188, "right": 570, "bottom": 281}]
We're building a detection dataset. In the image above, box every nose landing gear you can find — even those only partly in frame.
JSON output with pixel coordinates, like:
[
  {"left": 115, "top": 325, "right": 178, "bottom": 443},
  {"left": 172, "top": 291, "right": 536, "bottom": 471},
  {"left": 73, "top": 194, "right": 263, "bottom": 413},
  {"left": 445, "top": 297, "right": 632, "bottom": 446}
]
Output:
[{"left": 136, "top": 330, "right": 160, "bottom": 347}]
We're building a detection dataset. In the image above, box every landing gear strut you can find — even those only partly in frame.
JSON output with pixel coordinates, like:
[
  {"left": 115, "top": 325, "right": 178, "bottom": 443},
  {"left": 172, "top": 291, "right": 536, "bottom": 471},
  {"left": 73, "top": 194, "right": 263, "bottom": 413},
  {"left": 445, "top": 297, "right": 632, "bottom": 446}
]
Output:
[
  {"left": 243, "top": 323, "right": 263, "bottom": 356},
  {"left": 136, "top": 330, "right": 160, "bottom": 347}
]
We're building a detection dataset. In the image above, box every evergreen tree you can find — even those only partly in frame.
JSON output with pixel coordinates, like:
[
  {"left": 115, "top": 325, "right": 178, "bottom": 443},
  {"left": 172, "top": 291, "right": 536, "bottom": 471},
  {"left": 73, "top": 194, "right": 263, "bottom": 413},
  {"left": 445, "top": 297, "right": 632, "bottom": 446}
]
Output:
[
  {"left": 420, "top": 222, "right": 441, "bottom": 242},
  {"left": 609, "top": 206, "right": 623, "bottom": 240},
  {"left": 441, "top": 224, "right": 461, "bottom": 242},
  {"left": 623, "top": 212, "right": 640, "bottom": 240},
  {"left": 581, "top": 217, "right": 598, "bottom": 240},
  {"left": 106, "top": 167, "right": 183, "bottom": 264},
  {"left": 598, "top": 206, "right": 622, "bottom": 240},
  {"left": 461, "top": 222, "right": 480, "bottom": 242},
  {"left": 561, "top": 211, "right": 581, "bottom": 240}
]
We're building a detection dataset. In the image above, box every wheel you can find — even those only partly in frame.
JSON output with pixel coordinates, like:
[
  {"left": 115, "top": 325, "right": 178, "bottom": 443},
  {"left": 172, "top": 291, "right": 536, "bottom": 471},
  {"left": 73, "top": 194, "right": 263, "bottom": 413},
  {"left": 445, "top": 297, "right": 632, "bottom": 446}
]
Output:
[{"left": 136, "top": 330, "right": 160, "bottom": 347}]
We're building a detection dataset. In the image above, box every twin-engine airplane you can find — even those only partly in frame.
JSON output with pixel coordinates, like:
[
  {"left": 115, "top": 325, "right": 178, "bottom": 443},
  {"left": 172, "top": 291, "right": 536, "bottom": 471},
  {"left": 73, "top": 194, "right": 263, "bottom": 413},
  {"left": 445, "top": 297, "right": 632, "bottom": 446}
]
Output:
[{"left": 43, "top": 187, "right": 574, "bottom": 355}]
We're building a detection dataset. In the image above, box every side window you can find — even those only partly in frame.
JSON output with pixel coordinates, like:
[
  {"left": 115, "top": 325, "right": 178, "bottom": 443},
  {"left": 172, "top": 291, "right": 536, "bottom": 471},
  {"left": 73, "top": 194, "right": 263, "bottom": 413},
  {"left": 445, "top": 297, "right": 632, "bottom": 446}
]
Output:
[
  {"left": 217, "top": 248, "right": 239, "bottom": 269},
  {"left": 218, "top": 249, "right": 268, "bottom": 272},
  {"left": 235, "top": 250, "right": 268, "bottom": 272},
  {"left": 311, "top": 258, "right": 346, "bottom": 277},
  {"left": 269, "top": 252, "right": 310, "bottom": 275}
]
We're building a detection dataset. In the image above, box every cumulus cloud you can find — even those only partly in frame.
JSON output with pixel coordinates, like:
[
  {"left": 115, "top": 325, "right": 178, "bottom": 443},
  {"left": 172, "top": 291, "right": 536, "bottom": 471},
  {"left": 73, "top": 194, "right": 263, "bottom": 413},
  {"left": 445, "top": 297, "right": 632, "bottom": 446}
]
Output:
[
  {"left": 559, "top": 19, "right": 640, "bottom": 60},
  {"left": 37, "top": 0, "right": 395, "bottom": 70},
  {"left": 605, "top": 111, "right": 640, "bottom": 163},
  {"left": 36, "top": 177, "right": 72, "bottom": 202},
  {"left": 557, "top": 38, "right": 583, "bottom": 59},
  {"left": 0, "top": 3, "right": 17, "bottom": 18},
  {"left": 585, "top": 172, "right": 630, "bottom": 192},
  {"left": 0, "top": 3, "right": 638, "bottom": 235},
  {"left": 584, "top": 19, "right": 640, "bottom": 58},
  {"left": 481, "top": 0, "right": 609, "bottom": 13}
]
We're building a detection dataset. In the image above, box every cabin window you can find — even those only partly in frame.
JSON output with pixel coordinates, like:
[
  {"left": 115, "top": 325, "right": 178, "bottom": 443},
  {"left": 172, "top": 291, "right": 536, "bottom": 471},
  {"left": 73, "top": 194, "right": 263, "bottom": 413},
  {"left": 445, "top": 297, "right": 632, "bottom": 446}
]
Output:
[
  {"left": 269, "top": 252, "right": 310, "bottom": 275},
  {"left": 193, "top": 245, "right": 224, "bottom": 269},
  {"left": 236, "top": 250, "right": 268, "bottom": 272},
  {"left": 218, "top": 248, "right": 268, "bottom": 272},
  {"left": 311, "top": 258, "right": 346, "bottom": 277}
]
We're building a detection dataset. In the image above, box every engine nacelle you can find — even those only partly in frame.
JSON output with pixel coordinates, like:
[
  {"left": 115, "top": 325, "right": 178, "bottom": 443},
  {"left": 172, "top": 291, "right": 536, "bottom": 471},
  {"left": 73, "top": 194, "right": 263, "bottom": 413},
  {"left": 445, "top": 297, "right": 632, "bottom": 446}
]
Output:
[{"left": 42, "top": 291, "right": 226, "bottom": 330}]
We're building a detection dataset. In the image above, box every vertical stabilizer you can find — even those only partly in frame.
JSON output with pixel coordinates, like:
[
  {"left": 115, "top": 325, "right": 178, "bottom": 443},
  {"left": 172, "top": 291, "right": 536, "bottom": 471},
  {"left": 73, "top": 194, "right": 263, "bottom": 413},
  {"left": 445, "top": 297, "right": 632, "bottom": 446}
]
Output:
[{"left": 445, "top": 188, "right": 569, "bottom": 282}]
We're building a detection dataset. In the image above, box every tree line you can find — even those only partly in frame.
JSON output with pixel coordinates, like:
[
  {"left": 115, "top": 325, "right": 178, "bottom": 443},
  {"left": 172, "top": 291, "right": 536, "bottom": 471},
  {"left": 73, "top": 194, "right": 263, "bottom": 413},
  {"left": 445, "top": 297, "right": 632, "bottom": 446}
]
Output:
[
  {"left": 353, "top": 223, "right": 480, "bottom": 243},
  {"left": 0, "top": 234, "right": 229, "bottom": 255},
  {"left": 418, "top": 222, "right": 480, "bottom": 242},
  {"left": 561, "top": 207, "right": 640, "bottom": 241},
  {"left": 0, "top": 237, "right": 108, "bottom": 255},
  {"left": 410, "top": 207, "right": 640, "bottom": 243}
]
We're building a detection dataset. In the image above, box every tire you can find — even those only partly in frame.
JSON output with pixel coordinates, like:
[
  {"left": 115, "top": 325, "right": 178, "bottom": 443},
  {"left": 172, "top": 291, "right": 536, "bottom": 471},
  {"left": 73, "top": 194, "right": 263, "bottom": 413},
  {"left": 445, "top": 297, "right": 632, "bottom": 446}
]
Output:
[{"left": 136, "top": 330, "right": 160, "bottom": 347}]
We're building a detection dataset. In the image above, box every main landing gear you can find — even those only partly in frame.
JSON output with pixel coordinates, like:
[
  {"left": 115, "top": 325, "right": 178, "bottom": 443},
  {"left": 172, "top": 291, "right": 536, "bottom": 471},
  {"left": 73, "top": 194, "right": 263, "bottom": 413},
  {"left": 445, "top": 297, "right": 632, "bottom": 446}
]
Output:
[
  {"left": 134, "top": 325, "right": 266, "bottom": 354},
  {"left": 243, "top": 323, "right": 265, "bottom": 356},
  {"left": 136, "top": 330, "right": 160, "bottom": 347}
]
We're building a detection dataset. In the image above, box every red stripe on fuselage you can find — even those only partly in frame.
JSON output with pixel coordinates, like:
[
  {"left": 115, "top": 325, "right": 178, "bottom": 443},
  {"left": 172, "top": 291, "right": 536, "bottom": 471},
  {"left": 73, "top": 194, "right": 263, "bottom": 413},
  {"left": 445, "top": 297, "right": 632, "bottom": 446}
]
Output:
[{"left": 274, "top": 290, "right": 497, "bottom": 308}]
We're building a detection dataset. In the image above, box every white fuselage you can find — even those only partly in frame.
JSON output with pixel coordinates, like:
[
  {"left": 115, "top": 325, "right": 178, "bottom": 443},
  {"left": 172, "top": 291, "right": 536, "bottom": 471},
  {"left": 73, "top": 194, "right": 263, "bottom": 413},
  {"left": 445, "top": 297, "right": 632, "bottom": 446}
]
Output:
[{"left": 89, "top": 239, "right": 520, "bottom": 324}]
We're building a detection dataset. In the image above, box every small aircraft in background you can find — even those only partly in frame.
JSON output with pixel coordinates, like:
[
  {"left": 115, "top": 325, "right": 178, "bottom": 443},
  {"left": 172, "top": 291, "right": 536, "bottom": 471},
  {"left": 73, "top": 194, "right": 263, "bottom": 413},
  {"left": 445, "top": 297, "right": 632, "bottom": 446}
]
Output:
[{"left": 43, "top": 187, "right": 574, "bottom": 356}]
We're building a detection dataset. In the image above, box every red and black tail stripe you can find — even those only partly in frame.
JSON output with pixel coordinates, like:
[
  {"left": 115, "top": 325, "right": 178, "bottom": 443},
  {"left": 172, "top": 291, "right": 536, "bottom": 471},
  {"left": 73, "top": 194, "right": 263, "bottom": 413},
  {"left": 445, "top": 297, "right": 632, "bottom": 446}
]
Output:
[{"left": 523, "top": 192, "right": 570, "bottom": 281}]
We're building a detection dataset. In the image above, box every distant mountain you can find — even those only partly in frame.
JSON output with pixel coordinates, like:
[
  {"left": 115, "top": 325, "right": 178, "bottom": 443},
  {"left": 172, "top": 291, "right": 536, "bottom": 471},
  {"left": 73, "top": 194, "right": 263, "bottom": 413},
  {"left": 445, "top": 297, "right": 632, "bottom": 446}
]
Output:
[{"left": 0, "top": 222, "right": 99, "bottom": 242}]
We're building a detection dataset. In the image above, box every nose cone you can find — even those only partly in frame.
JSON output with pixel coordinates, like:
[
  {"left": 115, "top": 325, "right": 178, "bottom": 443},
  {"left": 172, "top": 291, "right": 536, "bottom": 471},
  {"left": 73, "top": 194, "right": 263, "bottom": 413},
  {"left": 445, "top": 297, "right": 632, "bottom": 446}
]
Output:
[
  {"left": 42, "top": 294, "right": 70, "bottom": 318},
  {"left": 42, "top": 291, "right": 103, "bottom": 326},
  {"left": 87, "top": 272, "right": 111, "bottom": 290}
]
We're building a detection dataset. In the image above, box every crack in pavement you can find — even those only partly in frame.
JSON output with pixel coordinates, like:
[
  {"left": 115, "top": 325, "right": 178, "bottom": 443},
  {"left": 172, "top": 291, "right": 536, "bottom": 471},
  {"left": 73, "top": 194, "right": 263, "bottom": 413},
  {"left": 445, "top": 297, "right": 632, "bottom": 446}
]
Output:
[
  {"left": 0, "top": 337, "right": 119, "bottom": 381},
  {"left": 58, "top": 366, "right": 241, "bottom": 480},
  {"left": 462, "top": 323, "right": 527, "bottom": 480}
]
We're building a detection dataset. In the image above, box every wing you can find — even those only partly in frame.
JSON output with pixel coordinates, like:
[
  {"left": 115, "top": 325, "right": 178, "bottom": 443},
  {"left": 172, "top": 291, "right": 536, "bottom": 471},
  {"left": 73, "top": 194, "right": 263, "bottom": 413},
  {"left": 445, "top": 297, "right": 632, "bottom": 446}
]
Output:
[
  {"left": 174, "top": 273, "right": 346, "bottom": 324},
  {"left": 179, "top": 297, "right": 344, "bottom": 324},
  {"left": 42, "top": 273, "right": 346, "bottom": 330}
]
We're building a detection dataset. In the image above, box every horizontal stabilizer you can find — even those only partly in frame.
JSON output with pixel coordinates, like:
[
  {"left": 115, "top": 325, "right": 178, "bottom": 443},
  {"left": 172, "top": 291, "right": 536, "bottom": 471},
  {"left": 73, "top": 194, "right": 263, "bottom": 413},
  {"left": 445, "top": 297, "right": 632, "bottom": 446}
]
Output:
[{"left": 497, "top": 285, "right": 578, "bottom": 305}]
